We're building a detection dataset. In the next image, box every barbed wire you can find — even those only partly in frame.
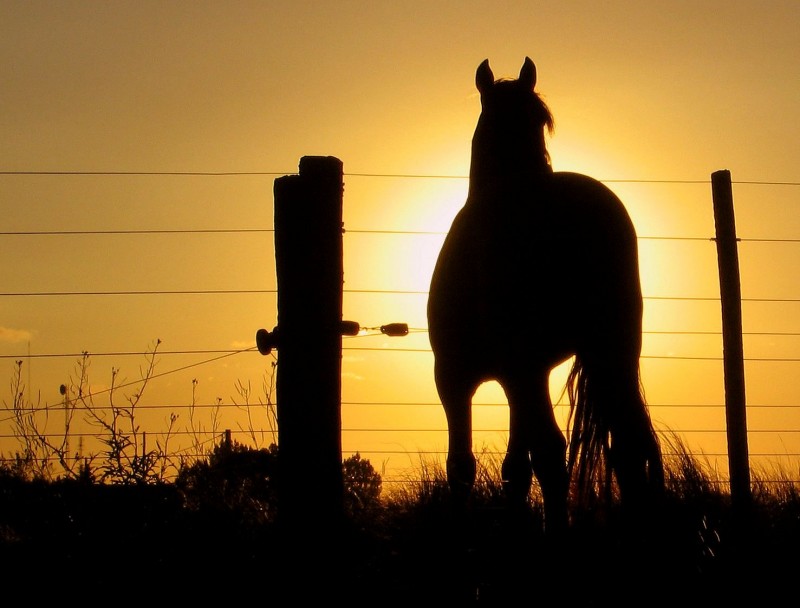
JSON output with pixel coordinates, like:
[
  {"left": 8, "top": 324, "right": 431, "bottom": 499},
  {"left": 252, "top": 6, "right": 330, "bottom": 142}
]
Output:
[
  {"left": 1, "top": 346, "right": 799, "bottom": 364},
  {"left": 1, "top": 290, "right": 799, "bottom": 302},
  {"left": 3, "top": 399, "right": 798, "bottom": 410},
  {"left": 2, "top": 228, "right": 799, "bottom": 243},
  {"left": 0, "top": 445, "right": 794, "bottom": 460},
  {"left": 1, "top": 171, "right": 799, "bottom": 478},
  {"left": 2, "top": 170, "right": 800, "bottom": 186},
  {"left": 3, "top": 328, "right": 800, "bottom": 361},
  {"left": 1, "top": 426, "right": 798, "bottom": 442}
]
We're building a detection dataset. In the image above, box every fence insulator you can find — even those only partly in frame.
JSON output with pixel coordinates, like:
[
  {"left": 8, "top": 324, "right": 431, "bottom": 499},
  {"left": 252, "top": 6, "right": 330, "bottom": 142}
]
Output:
[
  {"left": 381, "top": 323, "right": 409, "bottom": 337},
  {"left": 257, "top": 321, "right": 405, "bottom": 352},
  {"left": 255, "top": 327, "right": 279, "bottom": 355},
  {"left": 341, "top": 320, "right": 361, "bottom": 336}
]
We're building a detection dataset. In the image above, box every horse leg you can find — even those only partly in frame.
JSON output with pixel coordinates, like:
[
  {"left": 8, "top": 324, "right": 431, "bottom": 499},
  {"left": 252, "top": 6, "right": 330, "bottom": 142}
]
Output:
[
  {"left": 435, "top": 364, "right": 477, "bottom": 506},
  {"left": 588, "top": 355, "right": 665, "bottom": 576},
  {"left": 595, "top": 356, "right": 664, "bottom": 508},
  {"left": 610, "top": 392, "right": 664, "bottom": 508},
  {"left": 502, "top": 397, "right": 533, "bottom": 507},
  {"left": 504, "top": 376, "right": 569, "bottom": 536}
]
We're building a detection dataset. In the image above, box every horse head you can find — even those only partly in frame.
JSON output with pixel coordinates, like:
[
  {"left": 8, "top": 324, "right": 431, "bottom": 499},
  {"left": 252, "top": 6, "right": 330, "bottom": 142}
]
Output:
[
  {"left": 469, "top": 57, "right": 554, "bottom": 189},
  {"left": 476, "top": 56, "right": 536, "bottom": 94}
]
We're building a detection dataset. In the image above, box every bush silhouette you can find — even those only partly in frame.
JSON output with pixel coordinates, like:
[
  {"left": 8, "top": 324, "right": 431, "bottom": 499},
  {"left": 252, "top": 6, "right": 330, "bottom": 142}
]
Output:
[
  {"left": 342, "top": 452, "right": 382, "bottom": 516},
  {"left": 175, "top": 441, "right": 383, "bottom": 524},
  {"left": 176, "top": 440, "right": 280, "bottom": 524}
]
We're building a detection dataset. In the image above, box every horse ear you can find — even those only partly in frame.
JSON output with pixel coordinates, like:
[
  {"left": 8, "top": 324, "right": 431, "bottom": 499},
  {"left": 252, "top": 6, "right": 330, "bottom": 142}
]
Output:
[
  {"left": 519, "top": 57, "right": 537, "bottom": 90},
  {"left": 476, "top": 59, "right": 494, "bottom": 94}
]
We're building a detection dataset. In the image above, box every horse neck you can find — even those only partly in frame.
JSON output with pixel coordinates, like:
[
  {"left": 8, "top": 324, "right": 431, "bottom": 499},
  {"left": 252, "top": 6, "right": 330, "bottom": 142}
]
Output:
[{"left": 467, "top": 147, "right": 552, "bottom": 203}]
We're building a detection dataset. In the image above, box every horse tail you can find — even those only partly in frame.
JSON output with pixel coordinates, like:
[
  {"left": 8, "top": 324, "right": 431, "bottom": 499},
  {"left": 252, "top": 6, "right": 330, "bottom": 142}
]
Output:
[
  {"left": 565, "top": 355, "right": 612, "bottom": 504},
  {"left": 565, "top": 353, "right": 664, "bottom": 506}
]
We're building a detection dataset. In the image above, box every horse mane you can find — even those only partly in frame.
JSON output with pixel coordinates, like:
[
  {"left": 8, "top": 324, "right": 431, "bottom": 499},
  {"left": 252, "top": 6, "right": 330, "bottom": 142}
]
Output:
[
  {"left": 531, "top": 89, "right": 554, "bottom": 167},
  {"left": 501, "top": 79, "right": 555, "bottom": 136},
  {"left": 474, "top": 75, "right": 556, "bottom": 173}
]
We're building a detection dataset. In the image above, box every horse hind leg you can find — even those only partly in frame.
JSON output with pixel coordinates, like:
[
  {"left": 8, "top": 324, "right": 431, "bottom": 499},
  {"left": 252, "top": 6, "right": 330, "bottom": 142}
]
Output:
[
  {"left": 504, "top": 378, "right": 569, "bottom": 536},
  {"left": 610, "top": 396, "right": 664, "bottom": 507},
  {"left": 447, "top": 448, "right": 477, "bottom": 507},
  {"left": 594, "top": 359, "right": 665, "bottom": 508},
  {"left": 501, "top": 432, "right": 533, "bottom": 507},
  {"left": 529, "top": 422, "right": 569, "bottom": 536}
]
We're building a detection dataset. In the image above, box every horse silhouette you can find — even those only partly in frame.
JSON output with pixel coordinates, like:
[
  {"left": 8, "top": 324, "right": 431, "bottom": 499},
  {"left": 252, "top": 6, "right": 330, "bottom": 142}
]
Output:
[{"left": 427, "top": 57, "right": 664, "bottom": 535}]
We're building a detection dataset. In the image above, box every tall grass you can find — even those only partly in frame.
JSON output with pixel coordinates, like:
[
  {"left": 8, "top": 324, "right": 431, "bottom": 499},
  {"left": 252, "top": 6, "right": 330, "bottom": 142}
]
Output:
[{"left": 1, "top": 427, "right": 798, "bottom": 602}]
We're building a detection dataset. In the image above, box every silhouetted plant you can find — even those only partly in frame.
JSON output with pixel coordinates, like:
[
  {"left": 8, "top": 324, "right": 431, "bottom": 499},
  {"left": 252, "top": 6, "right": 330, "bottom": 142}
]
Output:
[
  {"left": 342, "top": 452, "right": 382, "bottom": 516},
  {"left": 229, "top": 360, "right": 278, "bottom": 448},
  {"left": 176, "top": 441, "right": 386, "bottom": 525},
  {"left": 176, "top": 436, "right": 280, "bottom": 524},
  {"left": 385, "top": 449, "right": 521, "bottom": 514},
  {"left": 184, "top": 360, "right": 278, "bottom": 471},
  {"left": 1, "top": 425, "right": 800, "bottom": 604},
  {"left": 185, "top": 377, "right": 223, "bottom": 464},
  {"left": 661, "top": 430, "right": 723, "bottom": 501},
  {"left": 1, "top": 340, "right": 179, "bottom": 484},
  {"left": 471, "top": 445, "right": 511, "bottom": 504},
  {"left": 1, "top": 360, "right": 61, "bottom": 480},
  {"left": 80, "top": 340, "right": 178, "bottom": 484},
  {"left": 0, "top": 451, "right": 45, "bottom": 482}
]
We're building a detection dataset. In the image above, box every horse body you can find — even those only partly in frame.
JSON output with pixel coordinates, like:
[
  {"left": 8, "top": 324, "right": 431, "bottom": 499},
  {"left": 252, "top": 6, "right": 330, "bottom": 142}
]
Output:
[{"left": 428, "top": 58, "right": 663, "bottom": 534}]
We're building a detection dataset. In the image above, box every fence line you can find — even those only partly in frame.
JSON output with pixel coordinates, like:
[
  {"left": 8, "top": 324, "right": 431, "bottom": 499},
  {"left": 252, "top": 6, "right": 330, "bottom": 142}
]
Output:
[{"left": 1, "top": 173, "right": 799, "bottom": 485}]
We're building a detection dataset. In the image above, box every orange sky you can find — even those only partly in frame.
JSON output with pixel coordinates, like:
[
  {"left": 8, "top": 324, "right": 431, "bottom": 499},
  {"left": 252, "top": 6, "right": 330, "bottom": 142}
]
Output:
[{"left": 1, "top": 1, "right": 799, "bottom": 485}]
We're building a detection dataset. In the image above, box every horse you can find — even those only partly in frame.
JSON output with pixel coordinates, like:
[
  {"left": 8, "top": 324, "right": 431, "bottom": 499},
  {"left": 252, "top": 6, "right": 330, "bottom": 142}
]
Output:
[{"left": 427, "top": 57, "right": 664, "bottom": 535}]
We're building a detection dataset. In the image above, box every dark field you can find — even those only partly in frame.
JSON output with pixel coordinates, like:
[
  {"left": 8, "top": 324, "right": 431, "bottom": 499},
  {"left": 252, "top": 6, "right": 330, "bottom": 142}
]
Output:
[{"left": 1, "top": 456, "right": 797, "bottom": 606}]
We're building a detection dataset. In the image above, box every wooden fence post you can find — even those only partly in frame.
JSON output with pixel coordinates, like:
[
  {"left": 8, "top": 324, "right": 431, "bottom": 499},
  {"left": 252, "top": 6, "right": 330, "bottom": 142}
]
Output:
[
  {"left": 711, "top": 169, "right": 751, "bottom": 509},
  {"left": 272, "top": 156, "right": 345, "bottom": 530}
]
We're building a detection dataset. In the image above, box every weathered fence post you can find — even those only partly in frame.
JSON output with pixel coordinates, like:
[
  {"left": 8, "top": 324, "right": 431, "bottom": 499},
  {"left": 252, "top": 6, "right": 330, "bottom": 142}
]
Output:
[
  {"left": 711, "top": 169, "right": 751, "bottom": 509},
  {"left": 272, "top": 156, "right": 345, "bottom": 530}
]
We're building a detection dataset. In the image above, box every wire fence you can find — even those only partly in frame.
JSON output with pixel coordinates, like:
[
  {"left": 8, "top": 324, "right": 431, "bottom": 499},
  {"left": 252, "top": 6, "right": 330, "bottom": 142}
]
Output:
[{"left": 0, "top": 170, "right": 798, "bottom": 486}]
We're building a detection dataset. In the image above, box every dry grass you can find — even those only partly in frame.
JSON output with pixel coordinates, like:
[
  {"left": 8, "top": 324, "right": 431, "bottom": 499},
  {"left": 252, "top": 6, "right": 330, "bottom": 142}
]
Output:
[{"left": 1, "top": 437, "right": 798, "bottom": 604}]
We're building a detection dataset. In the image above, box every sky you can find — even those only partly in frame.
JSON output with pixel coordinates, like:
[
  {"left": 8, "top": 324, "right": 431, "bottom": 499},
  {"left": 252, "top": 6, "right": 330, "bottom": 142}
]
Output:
[{"left": 1, "top": 1, "right": 799, "bottom": 486}]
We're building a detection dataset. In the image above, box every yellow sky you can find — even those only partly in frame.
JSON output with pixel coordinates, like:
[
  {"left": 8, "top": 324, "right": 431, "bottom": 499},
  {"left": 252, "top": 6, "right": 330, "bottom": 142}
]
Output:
[{"left": 1, "top": 1, "right": 799, "bottom": 484}]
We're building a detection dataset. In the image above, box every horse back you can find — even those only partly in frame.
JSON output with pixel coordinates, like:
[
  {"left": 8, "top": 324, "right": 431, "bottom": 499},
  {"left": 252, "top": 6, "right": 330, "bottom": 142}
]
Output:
[{"left": 427, "top": 170, "right": 642, "bottom": 369}]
